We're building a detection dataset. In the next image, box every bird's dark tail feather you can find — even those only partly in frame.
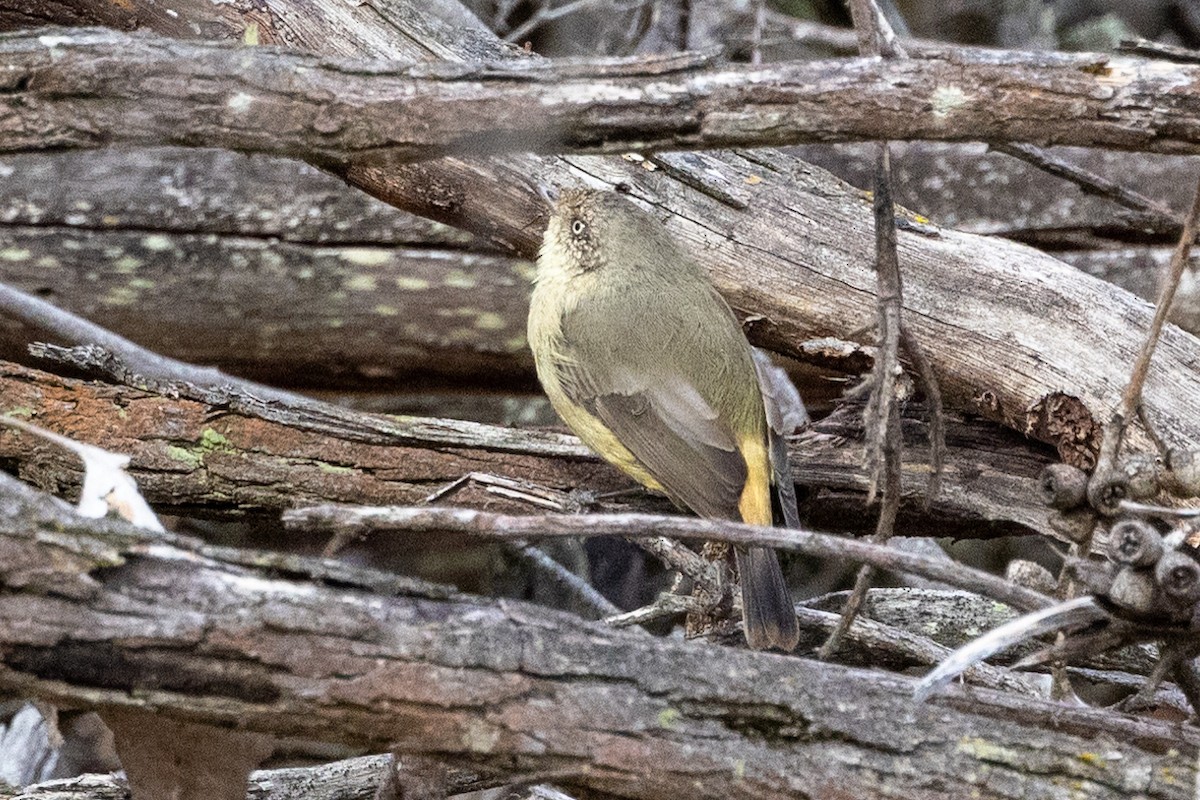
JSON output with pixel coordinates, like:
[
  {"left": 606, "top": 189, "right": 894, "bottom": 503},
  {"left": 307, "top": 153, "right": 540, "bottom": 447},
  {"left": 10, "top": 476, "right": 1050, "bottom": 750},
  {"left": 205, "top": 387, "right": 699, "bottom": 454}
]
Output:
[{"left": 736, "top": 546, "right": 800, "bottom": 651}]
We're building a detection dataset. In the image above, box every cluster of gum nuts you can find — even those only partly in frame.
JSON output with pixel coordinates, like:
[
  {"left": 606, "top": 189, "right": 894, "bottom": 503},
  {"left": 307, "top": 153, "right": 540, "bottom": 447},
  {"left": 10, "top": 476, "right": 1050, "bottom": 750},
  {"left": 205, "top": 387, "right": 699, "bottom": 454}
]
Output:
[{"left": 1040, "top": 456, "right": 1200, "bottom": 626}]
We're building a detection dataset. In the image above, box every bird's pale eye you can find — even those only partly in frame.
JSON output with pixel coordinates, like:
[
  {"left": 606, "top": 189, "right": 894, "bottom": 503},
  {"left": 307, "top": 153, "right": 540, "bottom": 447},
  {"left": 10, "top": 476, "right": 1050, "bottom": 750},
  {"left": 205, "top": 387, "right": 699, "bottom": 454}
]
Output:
[{"left": 571, "top": 219, "right": 587, "bottom": 236}]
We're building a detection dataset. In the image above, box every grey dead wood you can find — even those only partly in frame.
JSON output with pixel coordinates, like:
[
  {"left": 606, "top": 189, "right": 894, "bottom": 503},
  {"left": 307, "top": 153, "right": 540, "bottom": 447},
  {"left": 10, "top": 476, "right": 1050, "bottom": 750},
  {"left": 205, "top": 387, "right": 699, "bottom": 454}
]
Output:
[
  {"left": 279, "top": 504, "right": 1052, "bottom": 612},
  {"left": 1, "top": 142, "right": 1196, "bottom": 391},
  {"left": 0, "top": 472, "right": 1194, "bottom": 800},
  {"left": 792, "top": 142, "right": 1197, "bottom": 242},
  {"left": 4, "top": 7, "right": 1200, "bottom": 471},
  {"left": 0, "top": 359, "right": 1056, "bottom": 538},
  {"left": 10, "top": 29, "right": 1200, "bottom": 161},
  {"left": 0, "top": 224, "right": 534, "bottom": 391},
  {"left": 11, "top": 753, "right": 494, "bottom": 799}
]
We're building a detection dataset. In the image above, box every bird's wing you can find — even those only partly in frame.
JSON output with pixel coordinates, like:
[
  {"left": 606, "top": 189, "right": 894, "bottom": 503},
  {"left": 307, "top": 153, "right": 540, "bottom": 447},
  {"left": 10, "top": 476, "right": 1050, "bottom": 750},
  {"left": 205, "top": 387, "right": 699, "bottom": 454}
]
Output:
[{"left": 557, "top": 358, "right": 748, "bottom": 520}]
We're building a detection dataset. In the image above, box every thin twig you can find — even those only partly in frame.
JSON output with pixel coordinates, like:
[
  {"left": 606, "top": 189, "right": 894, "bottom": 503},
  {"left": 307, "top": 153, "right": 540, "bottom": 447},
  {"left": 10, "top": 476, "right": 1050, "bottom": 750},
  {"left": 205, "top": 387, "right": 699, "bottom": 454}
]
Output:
[
  {"left": 282, "top": 505, "right": 1054, "bottom": 613},
  {"left": 511, "top": 540, "right": 621, "bottom": 617},
  {"left": 605, "top": 592, "right": 696, "bottom": 628},
  {"left": 819, "top": 0, "right": 907, "bottom": 660},
  {"left": 0, "top": 282, "right": 309, "bottom": 407},
  {"left": 1089, "top": 172, "right": 1200, "bottom": 499},
  {"left": 634, "top": 536, "right": 723, "bottom": 597},
  {"left": 503, "top": 0, "right": 651, "bottom": 45},
  {"left": 993, "top": 142, "right": 1182, "bottom": 234},
  {"left": 418, "top": 471, "right": 620, "bottom": 618},
  {"left": 795, "top": 606, "right": 1040, "bottom": 695},
  {"left": 749, "top": 0, "right": 765, "bottom": 65},
  {"left": 1118, "top": 174, "right": 1200, "bottom": 419},
  {"left": 900, "top": 321, "right": 945, "bottom": 501}
]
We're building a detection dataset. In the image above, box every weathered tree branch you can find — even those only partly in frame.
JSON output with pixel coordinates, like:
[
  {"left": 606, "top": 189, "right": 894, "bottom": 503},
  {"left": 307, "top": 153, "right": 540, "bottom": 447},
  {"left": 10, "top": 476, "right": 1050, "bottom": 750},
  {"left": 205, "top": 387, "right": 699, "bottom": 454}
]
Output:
[
  {"left": 5, "top": 8, "right": 1200, "bottom": 474},
  {"left": 0, "top": 473, "right": 1194, "bottom": 800},
  {"left": 1, "top": 143, "right": 1195, "bottom": 394},
  {"left": 9, "top": 752, "right": 509, "bottom": 800},
  {"left": 0, "top": 360, "right": 1056, "bottom": 536},
  {"left": 280, "top": 503, "right": 1052, "bottom": 612},
  {"left": 7, "top": 28, "right": 1200, "bottom": 161}
]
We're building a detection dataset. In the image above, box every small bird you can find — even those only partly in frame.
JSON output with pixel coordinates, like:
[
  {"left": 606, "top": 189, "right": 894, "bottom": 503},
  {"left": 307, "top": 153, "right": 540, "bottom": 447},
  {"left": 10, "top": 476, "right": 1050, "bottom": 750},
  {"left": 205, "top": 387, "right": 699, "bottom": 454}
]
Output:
[{"left": 527, "top": 188, "right": 802, "bottom": 651}]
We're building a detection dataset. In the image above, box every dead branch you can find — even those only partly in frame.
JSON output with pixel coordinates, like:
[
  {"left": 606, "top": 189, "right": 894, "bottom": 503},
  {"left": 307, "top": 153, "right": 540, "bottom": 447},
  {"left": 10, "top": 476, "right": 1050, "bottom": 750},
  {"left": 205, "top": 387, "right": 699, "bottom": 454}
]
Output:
[
  {"left": 2, "top": 143, "right": 1196, "bottom": 393},
  {"left": 0, "top": 360, "right": 1055, "bottom": 536},
  {"left": 8, "top": 29, "right": 1200, "bottom": 161},
  {"left": 0, "top": 473, "right": 1194, "bottom": 800},
  {"left": 0, "top": 223, "right": 532, "bottom": 390},
  {"left": 4, "top": 13, "right": 1200, "bottom": 473},
  {"left": 10, "top": 753, "right": 494, "bottom": 799},
  {"left": 281, "top": 503, "right": 1052, "bottom": 612}
]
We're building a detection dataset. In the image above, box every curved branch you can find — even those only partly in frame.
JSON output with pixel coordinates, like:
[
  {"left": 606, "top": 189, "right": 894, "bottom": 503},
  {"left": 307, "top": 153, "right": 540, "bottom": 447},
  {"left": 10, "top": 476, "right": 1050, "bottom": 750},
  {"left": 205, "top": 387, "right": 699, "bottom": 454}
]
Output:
[
  {"left": 0, "top": 474, "right": 1194, "bottom": 800},
  {"left": 5, "top": 29, "right": 1200, "bottom": 160}
]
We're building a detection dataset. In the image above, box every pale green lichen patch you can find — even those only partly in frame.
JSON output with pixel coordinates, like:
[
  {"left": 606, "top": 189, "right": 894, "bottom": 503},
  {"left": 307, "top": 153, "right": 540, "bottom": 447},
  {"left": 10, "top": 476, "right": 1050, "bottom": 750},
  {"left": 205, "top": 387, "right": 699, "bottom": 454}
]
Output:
[
  {"left": 504, "top": 334, "right": 528, "bottom": 351},
  {"left": 340, "top": 248, "right": 391, "bottom": 267},
  {"left": 512, "top": 261, "right": 537, "bottom": 281},
  {"left": 36, "top": 255, "right": 60, "bottom": 269},
  {"left": 316, "top": 462, "right": 355, "bottom": 475},
  {"left": 167, "top": 428, "right": 234, "bottom": 469},
  {"left": 129, "top": 278, "right": 156, "bottom": 290},
  {"left": 373, "top": 305, "right": 399, "bottom": 316},
  {"left": 166, "top": 445, "right": 203, "bottom": 469},
  {"left": 657, "top": 708, "right": 680, "bottom": 729},
  {"left": 141, "top": 234, "right": 174, "bottom": 252},
  {"left": 114, "top": 255, "right": 142, "bottom": 274},
  {"left": 443, "top": 269, "right": 477, "bottom": 288},
  {"left": 0, "top": 247, "right": 31, "bottom": 262},
  {"left": 3, "top": 406, "right": 34, "bottom": 418},
  {"left": 958, "top": 736, "right": 1024, "bottom": 767},
  {"left": 474, "top": 312, "right": 507, "bottom": 331},
  {"left": 462, "top": 719, "right": 501, "bottom": 753},
  {"left": 931, "top": 86, "right": 970, "bottom": 119},
  {"left": 199, "top": 428, "right": 233, "bottom": 452},
  {"left": 345, "top": 274, "right": 378, "bottom": 292},
  {"left": 395, "top": 276, "right": 430, "bottom": 291},
  {"left": 103, "top": 286, "right": 139, "bottom": 306}
]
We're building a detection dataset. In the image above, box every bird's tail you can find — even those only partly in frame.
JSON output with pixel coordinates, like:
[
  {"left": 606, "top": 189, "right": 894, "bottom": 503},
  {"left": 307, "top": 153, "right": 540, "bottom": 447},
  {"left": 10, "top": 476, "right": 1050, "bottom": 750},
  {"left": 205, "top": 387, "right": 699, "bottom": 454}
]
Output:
[{"left": 736, "top": 546, "right": 800, "bottom": 651}]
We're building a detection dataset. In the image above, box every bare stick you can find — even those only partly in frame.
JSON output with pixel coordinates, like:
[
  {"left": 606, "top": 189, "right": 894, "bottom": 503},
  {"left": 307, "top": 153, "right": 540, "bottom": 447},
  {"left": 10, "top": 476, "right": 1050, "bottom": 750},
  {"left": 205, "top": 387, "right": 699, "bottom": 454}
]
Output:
[
  {"left": 283, "top": 505, "right": 1053, "bottom": 613},
  {"left": 993, "top": 142, "right": 1183, "bottom": 234},
  {"left": 11, "top": 29, "right": 1200, "bottom": 159},
  {"left": 0, "top": 282, "right": 311, "bottom": 407},
  {"left": 819, "top": 0, "right": 907, "bottom": 660},
  {"left": 1118, "top": 175, "right": 1200, "bottom": 418},
  {"left": 1090, "top": 171, "right": 1200, "bottom": 504}
]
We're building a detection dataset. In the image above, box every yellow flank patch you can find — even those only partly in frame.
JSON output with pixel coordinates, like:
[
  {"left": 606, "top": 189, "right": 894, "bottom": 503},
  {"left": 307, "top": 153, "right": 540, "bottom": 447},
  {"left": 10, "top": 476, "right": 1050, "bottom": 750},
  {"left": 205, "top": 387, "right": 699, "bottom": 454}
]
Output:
[
  {"left": 553, "top": 393, "right": 664, "bottom": 492},
  {"left": 737, "top": 436, "right": 772, "bottom": 526}
]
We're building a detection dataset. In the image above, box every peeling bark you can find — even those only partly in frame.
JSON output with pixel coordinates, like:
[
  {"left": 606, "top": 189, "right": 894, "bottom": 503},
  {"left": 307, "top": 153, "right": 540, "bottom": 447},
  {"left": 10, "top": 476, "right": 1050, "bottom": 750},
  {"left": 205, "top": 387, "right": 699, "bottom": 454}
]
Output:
[
  {"left": 0, "top": 360, "right": 1055, "bottom": 537},
  {"left": 0, "top": 475, "right": 1194, "bottom": 800},
  {"left": 8, "top": 30, "right": 1200, "bottom": 160}
]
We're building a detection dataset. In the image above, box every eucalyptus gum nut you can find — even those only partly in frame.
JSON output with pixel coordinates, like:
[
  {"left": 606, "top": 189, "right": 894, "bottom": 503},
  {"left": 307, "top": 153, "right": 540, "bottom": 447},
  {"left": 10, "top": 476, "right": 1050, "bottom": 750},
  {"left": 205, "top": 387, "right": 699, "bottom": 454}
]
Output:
[
  {"left": 1039, "top": 463, "right": 1088, "bottom": 510},
  {"left": 1110, "top": 518, "right": 1164, "bottom": 568},
  {"left": 1154, "top": 550, "right": 1200, "bottom": 604},
  {"left": 1087, "top": 471, "right": 1128, "bottom": 516}
]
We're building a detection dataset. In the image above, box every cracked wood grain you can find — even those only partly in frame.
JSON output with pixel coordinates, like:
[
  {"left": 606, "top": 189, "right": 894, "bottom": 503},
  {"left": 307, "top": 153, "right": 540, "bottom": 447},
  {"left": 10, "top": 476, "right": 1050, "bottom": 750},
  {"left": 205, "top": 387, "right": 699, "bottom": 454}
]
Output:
[
  {"left": 0, "top": 360, "right": 1055, "bottom": 538},
  {"left": 7, "top": 29, "right": 1200, "bottom": 160},
  {"left": 0, "top": 473, "right": 1194, "bottom": 800}
]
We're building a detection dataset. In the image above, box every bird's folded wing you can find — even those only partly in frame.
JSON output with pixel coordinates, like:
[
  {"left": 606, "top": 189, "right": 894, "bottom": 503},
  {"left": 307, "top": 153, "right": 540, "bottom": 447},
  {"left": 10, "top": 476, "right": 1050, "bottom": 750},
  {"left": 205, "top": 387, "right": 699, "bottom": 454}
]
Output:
[{"left": 558, "top": 360, "right": 747, "bottom": 521}]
